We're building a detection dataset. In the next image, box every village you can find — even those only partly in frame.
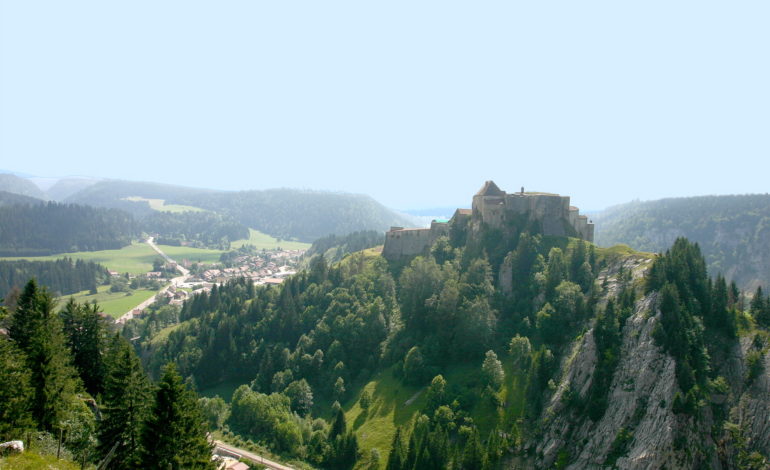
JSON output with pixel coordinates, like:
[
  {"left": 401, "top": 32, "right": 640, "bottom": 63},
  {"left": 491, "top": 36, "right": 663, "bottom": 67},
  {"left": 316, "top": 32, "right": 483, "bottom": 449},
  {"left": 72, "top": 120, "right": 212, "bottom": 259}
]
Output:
[{"left": 117, "top": 246, "right": 306, "bottom": 323}]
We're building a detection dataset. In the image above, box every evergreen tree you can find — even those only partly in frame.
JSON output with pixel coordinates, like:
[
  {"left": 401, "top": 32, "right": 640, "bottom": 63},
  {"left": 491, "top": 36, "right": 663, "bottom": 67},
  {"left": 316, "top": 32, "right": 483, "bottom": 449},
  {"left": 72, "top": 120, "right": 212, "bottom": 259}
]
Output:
[
  {"left": 424, "top": 375, "right": 447, "bottom": 415},
  {"left": 404, "top": 430, "right": 420, "bottom": 470},
  {"left": 386, "top": 427, "right": 406, "bottom": 470},
  {"left": 9, "top": 280, "right": 79, "bottom": 431},
  {"left": 97, "top": 334, "right": 151, "bottom": 469},
  {"left": 481, "top": 350, "right": 505, "bottom": 390},
  {"left": 138, "top": 363, "right": 214, "bottom": 469},
  {"left": 751, "top": 286, "right": 770, "bottom": 328},
  {"left": 462, "top": 428, "right": 486, "bottom": 470},
  {"left": 60, "top": 298, "right": 107, "bottom": 396},
  {"left": 0, "top": 336, "right": 34, "bottom": 439},
  {"left": 330, "top": 407, "right": 347, "bottom": 440}
]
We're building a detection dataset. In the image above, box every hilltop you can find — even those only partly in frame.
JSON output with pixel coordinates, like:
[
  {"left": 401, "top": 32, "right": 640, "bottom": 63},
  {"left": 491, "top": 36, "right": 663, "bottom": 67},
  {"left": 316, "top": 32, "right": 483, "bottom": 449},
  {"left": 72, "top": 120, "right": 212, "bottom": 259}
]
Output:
[{"left": 134, "top": 182, "right": 770, "bottom": 469}]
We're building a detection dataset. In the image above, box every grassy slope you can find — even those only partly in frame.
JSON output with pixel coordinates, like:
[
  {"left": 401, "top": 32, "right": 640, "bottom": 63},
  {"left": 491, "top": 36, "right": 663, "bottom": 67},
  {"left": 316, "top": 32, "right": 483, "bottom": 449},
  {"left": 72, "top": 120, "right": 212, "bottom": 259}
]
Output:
[
  {"left": 0, "top": 242, "right": 159, "bottom": 274},
  {"left": 343, "top": 366, "right": 427, "bottom": 468},
  {"left": 231, "top": 228, "right": 311, "bottom": 251},
  {"left": 0, "top": 452, "right": 80, "bottom": 470},
  {"left": 123, "top": 196, "right": 205, "bottom": 213},
  {"left": 61, "top": 284, "right": 158, "bottom": 318}
]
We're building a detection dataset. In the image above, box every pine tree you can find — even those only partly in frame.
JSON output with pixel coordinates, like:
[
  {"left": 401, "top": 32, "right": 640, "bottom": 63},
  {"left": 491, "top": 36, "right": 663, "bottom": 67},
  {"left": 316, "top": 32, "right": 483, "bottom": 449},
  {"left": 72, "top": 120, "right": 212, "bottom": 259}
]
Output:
[
  {"left": 97, "top": 334, "right": 151, "bottom": 469},
  {"left": 138, "top": 363, "right": 215, "bottom": 469},
  {"left": 462, "top": 428, "right": 486, "bottom": 470},
  {"left": 751, "top": 286, "right": 770, "bottom": 328},
  {"left": 0, "top": 336, "right": 34, "bottom": 439},
  {"left": 60, "top": 298, "right": 107, "bottom": 396},
  {"left": 330, "top": 407, "right": 347, "bottom": 440},
  {"left": 9, "top": 280, "right": 79, "bottom": 431},
  {"left": 386, "top": 427, "right": 406, "bottom": 470},
  {"left": 404, "top": 430, "right": 420, "bottom": 470}
]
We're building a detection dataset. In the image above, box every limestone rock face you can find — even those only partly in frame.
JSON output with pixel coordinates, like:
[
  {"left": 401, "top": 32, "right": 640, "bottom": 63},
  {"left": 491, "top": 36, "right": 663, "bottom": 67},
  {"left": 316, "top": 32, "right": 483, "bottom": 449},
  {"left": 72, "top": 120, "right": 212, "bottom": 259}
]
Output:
[{"left": 517, "top": 256, "right": 770, "bottom": 470}]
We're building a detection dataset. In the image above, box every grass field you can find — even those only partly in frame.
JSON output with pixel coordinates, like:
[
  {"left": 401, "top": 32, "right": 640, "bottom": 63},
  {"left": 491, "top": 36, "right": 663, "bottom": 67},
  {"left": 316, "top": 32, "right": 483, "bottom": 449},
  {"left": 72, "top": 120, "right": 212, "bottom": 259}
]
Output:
[
  {"left": 231, "top": 228, "right": 310, "bottom": 251},
  {"left": 0, "top": 242, "right": 160, "bottom": 274},
  {"left": 123, "top": 196, "right": 205, "bottom": 213},
  {"left": 0, "top": 452, "right": 80, "bottom": 470},
  {"left": 343, "top": 367, "right": 426, "bottom": 469},
  {"left": 156, "top": 244, "right": 225, "bottom": 265},
  {"left": 62, "top": 284, "right": 158, "bottom": 318},
  {"left": 1, "top": 241, "right": 226, "bottom": 275}
]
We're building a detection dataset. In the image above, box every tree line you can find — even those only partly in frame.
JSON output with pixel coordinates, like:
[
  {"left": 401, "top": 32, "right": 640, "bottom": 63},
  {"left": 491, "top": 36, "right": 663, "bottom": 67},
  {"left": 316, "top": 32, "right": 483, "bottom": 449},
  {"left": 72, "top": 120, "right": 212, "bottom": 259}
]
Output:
[
  {"left": 0, "top": 258, "right": 108, "bottom": 299},
  {"left": 0, "top": 201, "right": 137, "bottom": 256}
]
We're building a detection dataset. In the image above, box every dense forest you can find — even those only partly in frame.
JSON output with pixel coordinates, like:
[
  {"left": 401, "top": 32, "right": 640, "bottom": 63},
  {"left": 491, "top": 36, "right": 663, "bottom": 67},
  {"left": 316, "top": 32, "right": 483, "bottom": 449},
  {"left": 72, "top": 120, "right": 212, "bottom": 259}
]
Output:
[
  {"left": 143, "top": 211, "right": 249, "bottom": 248},
  {"left": 0, "top": 258, "right": 108, "bottom": 298},
  {"left": 0, "top": 198, "right": 250, "bottom": 256},
  {"left": 594, "top": 194, "right": 770, "bottom": 291},
  {"left": 0, "top": 190, "right": 44, "bottom": 207},
  {"left": 0, "top": 202, "right": 137, "bottom": 256}
]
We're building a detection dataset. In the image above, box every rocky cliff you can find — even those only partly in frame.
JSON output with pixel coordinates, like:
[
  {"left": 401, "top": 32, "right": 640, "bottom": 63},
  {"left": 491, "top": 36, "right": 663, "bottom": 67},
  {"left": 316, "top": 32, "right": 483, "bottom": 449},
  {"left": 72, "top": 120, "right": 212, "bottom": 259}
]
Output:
[{"left": 513, "top": 254, "right": 770, "bottom": 469}]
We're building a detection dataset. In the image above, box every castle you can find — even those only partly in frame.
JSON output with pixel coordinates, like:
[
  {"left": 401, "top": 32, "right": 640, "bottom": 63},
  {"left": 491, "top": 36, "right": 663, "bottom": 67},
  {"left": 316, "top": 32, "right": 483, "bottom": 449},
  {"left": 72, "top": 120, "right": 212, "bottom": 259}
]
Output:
[{"left": 382, "top": 181, "right": 594, "bottom": 260}]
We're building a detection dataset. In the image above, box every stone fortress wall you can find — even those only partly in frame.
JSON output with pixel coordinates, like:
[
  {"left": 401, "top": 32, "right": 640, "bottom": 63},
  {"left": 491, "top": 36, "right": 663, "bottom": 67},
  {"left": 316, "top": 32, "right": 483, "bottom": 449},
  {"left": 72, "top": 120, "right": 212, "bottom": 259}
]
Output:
[{"left": 383, "top": 181, "right": 594, "bottom": 260}]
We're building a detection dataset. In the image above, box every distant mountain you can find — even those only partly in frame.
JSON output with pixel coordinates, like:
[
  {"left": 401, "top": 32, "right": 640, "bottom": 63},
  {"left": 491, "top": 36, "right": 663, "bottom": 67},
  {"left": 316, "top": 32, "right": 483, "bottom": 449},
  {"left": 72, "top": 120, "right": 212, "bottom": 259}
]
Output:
[
  {"left": 46, "top": 177, "right": 101, "bottom": 201},
  {"left": 65, "top": 180, "right": 415, "bottom": 242},
  {"left": 0, "top": 190, "right": 44, "bottom": 207},
  {"left": 0, "top": 173, "right": 47, "bottom": 200},
  {"left": 594, "top": 194, "right": 770, "bottom": 290},
  {"left": 64, "top": 180, "right": 215, "bottom": 216},
  {"left": 178, "top": 189, "right": 416, "bottom": 242}
]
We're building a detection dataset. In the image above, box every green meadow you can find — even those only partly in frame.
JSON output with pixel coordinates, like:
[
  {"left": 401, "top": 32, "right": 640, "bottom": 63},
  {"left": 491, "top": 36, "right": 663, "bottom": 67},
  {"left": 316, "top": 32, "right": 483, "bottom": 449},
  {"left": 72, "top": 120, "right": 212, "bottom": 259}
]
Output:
[
  {"left": 122, "top": 196, "right": 205, "bottom": 213},
  {"left": 61, "top": 284, "right": 158, "bottom": 318},
  {"left": 230, "top": 228, "right": 311, "bottom": 251},
  {"left": 0, "top": 242, "right": 160, "bottom": 274}
]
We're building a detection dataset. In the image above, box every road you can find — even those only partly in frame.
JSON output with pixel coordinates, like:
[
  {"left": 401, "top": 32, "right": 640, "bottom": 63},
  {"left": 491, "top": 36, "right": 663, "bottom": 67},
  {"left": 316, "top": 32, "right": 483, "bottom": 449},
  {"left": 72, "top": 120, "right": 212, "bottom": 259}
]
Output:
[
  {"left": 115, "top": 237, "right": 190, "bottom": 324},
  {"left": 214, "top": 440, "right": 295, "bottom": 470}
]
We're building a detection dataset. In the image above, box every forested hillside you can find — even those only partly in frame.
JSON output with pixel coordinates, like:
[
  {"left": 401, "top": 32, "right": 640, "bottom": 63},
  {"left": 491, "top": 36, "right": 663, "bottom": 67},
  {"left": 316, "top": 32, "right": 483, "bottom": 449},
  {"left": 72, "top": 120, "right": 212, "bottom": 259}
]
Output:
[
  {"left": 64, "top": 180, "right": 213, "bottom": 216},
  {"left": 133, "top": 218, "right": 770, "bottom": 469},
  {"left": 594, "top": 195, "right": 770, "bottom": 291},
  {"left": 64, "top": 179, "right": 414, "bottom": 242},
  {"left": 143, "top": 211, "right": 249, "bottom": 249},
  {"left": 178, "top": 189, "right": 413, "bottom": 242},
  {"left": 0, "top": 190, "right": 43, "bottom": 207},
  {"left": 0, "top": 202, "right": 137, "bottom": 256},
  {"left": 0, "top": 258, "right": 108, "bottom": 298}
]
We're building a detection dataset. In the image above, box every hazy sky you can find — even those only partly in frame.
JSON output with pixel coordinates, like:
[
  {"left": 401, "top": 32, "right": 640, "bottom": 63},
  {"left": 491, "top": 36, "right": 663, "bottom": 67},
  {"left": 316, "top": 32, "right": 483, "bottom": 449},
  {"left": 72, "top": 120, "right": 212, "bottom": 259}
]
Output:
[{"left": 1, "top": 1, "right": 768, "bottom": 211}]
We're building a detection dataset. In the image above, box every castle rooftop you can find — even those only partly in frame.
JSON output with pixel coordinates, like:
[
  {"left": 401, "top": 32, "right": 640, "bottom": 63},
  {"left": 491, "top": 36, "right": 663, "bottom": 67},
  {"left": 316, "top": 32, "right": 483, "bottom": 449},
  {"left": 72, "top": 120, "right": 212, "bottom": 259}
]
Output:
[{"left": 476, "top": 180, "right": 505, "bottom": 197}]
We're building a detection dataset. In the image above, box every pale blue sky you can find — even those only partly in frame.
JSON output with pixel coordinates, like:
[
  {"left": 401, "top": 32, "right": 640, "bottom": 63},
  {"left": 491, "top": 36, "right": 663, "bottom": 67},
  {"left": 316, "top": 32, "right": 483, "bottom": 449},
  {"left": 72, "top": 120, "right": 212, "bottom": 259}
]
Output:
[{"left": 1, "top": 1, "right": 768, "bottom": 211}]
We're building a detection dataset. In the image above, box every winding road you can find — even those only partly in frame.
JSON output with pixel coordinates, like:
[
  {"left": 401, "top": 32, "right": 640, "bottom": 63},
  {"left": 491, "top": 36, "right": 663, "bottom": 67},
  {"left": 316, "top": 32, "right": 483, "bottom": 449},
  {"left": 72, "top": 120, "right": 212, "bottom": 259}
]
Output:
[{"left": 115, "top": 237, "right": 189, "bottom": 324}]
